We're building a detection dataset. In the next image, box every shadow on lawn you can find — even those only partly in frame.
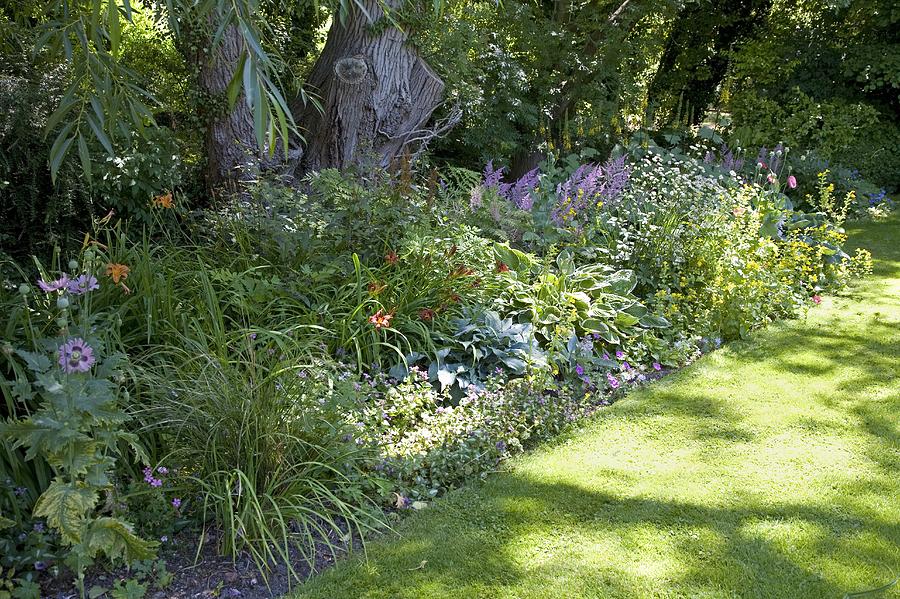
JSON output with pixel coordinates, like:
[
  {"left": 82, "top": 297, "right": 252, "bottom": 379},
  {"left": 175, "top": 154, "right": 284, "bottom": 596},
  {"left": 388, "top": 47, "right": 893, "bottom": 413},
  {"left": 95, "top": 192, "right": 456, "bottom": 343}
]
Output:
[{"left": 365, "top": 473, "right": 899, "bottom": 598}]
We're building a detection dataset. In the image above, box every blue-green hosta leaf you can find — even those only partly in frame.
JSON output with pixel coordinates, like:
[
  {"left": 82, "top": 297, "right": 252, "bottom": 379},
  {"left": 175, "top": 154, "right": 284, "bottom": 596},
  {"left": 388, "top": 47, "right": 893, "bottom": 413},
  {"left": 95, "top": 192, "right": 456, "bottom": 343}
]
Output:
[
  {"left": 501, "top": 357, "right": 527, "bottom": 374},
  {"left": 34, "top": 480, "right": 96, "bottom": 544},
  {"left": 86, "top": 517, "right": 157, "bottom": 563}
]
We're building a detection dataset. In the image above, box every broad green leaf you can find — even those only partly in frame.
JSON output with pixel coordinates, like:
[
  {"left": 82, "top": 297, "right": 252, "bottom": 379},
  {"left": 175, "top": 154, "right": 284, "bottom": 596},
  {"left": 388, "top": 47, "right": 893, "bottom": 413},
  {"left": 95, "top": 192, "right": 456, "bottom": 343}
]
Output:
[
  {"left": 86, "top": 517, "right": 157, "bottom": 563},
  {"left": 639, "top": 314, "right": 671, "bottom": 328},
  {"left": 33, "top": 480, "right": 96, "bottom": 544}
]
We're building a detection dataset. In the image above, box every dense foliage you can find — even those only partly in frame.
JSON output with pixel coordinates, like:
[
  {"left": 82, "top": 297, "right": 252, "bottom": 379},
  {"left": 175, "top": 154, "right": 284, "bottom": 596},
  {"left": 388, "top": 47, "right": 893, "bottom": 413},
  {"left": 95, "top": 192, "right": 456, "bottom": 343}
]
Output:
[{"left": 0, "top": 0, "right": 895, "bottom": 595}]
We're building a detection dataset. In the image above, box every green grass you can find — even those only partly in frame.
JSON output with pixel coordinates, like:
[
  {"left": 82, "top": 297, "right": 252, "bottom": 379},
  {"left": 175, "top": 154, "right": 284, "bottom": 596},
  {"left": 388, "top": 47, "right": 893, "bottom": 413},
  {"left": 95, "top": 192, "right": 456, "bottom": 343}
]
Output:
[{"left": 293, "top": 216, "right": 900, "bottom": 599}]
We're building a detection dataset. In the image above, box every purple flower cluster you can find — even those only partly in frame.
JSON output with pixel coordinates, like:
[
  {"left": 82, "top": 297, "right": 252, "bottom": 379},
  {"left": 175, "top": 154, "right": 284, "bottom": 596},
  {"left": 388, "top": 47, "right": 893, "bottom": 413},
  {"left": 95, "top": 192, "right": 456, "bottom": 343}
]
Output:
[
  {"left": 37, "top": 273, "right": 99, "bottom": 295},
  {"left": 480, "top": 162, "right": 540, "bottom": 211},
  {"left": 143, "top": 466, "right": 164, "bottom": 487},
  {"left": 720, "top": 146, "right": 745, "bottom": 172},
  {"left": 58, "top": 338, "right": 95, "bottom": 373},
  {"left": 552, "top": 156, "right": 630, "bottom": 225}
]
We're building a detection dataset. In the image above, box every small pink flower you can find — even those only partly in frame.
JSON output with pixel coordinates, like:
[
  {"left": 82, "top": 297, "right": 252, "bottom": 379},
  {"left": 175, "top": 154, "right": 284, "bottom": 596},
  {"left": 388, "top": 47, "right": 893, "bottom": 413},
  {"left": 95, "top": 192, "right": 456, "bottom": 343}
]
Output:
[
  {"left": 811, "top": 295, "right": 822, "bottom": 305},
  {"left": 787, "top": 175, "right": 797, "bottom": 189}
]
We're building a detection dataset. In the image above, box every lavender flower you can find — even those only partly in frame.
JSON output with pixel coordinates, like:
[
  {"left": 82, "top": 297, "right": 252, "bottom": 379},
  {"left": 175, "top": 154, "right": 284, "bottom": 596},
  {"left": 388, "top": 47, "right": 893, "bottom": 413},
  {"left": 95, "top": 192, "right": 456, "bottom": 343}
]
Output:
[
  {"left": 58, "top": 338, "right": 96, "bottom": 373},
  {"left": 66, "top": 274, "right": 99, "bottom": 295},
  {"left": 37, "top": 273, "right": 70, "bottom": 293}
]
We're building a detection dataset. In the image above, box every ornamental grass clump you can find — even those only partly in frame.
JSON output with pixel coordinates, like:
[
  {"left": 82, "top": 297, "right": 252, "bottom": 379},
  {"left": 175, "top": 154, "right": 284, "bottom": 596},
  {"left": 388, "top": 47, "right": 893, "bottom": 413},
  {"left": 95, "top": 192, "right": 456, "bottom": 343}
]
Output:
[{"left": 135, "top": 336, "right": 385, "bottom": 583}]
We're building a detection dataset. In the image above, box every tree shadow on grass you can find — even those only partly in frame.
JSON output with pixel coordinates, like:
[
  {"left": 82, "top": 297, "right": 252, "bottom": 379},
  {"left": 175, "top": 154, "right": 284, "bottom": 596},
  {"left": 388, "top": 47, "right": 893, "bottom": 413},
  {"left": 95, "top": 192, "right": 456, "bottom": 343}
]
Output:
[{"left": 326, "top": 474, "right": 899, "bottom": 599}]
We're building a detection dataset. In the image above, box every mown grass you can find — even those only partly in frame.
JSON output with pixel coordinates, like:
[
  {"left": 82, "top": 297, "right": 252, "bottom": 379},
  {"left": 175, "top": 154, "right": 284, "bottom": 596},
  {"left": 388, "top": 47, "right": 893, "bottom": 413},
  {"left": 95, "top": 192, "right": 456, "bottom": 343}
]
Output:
[{"left": 293, "top": 216, "right": 900, "bottom": 599}]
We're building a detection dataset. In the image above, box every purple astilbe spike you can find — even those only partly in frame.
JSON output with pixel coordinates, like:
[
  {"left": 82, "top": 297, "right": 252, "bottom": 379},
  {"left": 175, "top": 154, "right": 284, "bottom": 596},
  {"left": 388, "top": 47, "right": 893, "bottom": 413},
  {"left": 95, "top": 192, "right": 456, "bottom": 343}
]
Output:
[
  {"left": 507, "top": 167, "right": 539, "bottom": 211},
  {"left": 482, "top": 160, "right": 505, "bottom": 191},
  {"left": 770, "top": 143, "right": 784, "bottom": 173}
]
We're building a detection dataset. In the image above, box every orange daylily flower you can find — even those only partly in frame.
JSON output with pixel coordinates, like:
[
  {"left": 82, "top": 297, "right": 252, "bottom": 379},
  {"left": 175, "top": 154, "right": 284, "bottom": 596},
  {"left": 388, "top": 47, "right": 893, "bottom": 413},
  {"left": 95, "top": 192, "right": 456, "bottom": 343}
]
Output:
[
  {"left": 105, "top": 263, "right": 131, "bottom": 284},
  {"left": 151, "top": 192, "right": 174, "bottom": 209},
  {"left": 368, "top": 309, "right": 394, "bottom": 330}
]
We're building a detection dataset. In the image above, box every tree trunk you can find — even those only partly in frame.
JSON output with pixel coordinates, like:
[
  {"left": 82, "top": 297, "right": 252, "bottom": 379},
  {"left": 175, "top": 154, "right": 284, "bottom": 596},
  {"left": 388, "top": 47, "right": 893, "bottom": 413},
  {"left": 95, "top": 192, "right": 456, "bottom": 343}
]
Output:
[
  {"left": 291, "top": 0, "right": 445, "bottom": 176},
  {"left": 198, "top": 21, "right": 257, "bottom": 190}
]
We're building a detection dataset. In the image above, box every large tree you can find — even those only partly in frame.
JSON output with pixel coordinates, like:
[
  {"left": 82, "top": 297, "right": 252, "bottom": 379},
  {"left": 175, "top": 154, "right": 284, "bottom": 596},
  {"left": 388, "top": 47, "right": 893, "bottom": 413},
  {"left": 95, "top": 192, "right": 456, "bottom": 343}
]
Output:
[{"left": 290, "top": 0, "right": 446, "bottom": 176}]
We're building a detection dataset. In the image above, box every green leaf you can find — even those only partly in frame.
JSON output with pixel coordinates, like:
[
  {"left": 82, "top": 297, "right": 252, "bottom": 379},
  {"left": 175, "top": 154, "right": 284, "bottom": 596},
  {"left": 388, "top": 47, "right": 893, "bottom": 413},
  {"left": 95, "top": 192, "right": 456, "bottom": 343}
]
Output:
[
  {"left": 86, "top": 113, "right": 114, "bottom": 156},
  {"left": 77, "top": 133, "right": 93, "bottom": 183},
  {"left": 226, "top": 52, "right": 247, "bottom": 109},
  {"left": 15, "top": 349, "right": 52, "bottom": 373},
  {"left": 107, "top": 0, "right": 121, "bottom": 55},
  {"left": 615, "top": 312, "right": 640, "bottom": 328},
  {"left": 86, "top": 517, "right": 157, "bottom": 563},
  {"left": 33, "top": 480, "right": 96, "bottom": 544},
  {"left": 49, "top": 122, "right": 77, "bottom": 182},
  {"left": 638, "top": 314, "right": 671, "bottom": 328}
]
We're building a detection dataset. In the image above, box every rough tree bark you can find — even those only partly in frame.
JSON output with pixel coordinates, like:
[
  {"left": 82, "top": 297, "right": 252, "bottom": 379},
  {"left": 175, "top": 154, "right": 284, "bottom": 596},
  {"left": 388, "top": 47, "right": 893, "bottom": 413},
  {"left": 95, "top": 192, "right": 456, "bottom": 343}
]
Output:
[
  {"left": 198, "top": 21, "right": 257, "bottom": 189},
  {"left": 291, "top": 0, "right": 445, "bottom": 176}
]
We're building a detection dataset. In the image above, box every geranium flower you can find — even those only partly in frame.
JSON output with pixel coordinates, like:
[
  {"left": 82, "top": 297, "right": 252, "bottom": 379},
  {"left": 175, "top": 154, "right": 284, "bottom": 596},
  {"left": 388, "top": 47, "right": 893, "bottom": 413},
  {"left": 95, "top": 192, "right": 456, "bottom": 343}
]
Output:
[
  {"left": 66, "top": 274, "right": 99, "bottom": 295},
  {"left": 37, "top": 274, "right": 70, "bottom": 293},
  {"left": 58, "top": 338, "right": 96, "bottom": 373},
  {"left": 385, "top": 251, "right": 399, "bottom": 265},
  {"left": 615, "top": 350, "right": 625, "bottom": 359},
  {"left": 151, "top": 192, "right": 174, "bottom": 208},
  {"left": 575, "top": 364, "right": 585, "bottom": 376},
  {"left": 106, "top": 263, "right": 130, "bottom": 284},
  {"left": 172, "top": 497, "right": 182, "bottom": 508},
  {"left": 368, "top": 309, "right": 393, "bottom": 330},
  {"left": 606, "top": 373, "right": 620, "bottom": 389},
  {"left": 652, "top": 362, "right": 662, "bottom": 371}
]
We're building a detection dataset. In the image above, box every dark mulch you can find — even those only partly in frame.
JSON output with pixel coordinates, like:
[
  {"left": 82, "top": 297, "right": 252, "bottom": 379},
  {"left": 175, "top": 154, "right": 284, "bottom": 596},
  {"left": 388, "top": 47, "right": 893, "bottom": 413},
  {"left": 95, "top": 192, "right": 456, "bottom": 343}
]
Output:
[{"left": 43, "top": 523, "right": 363, "bottom": 599}]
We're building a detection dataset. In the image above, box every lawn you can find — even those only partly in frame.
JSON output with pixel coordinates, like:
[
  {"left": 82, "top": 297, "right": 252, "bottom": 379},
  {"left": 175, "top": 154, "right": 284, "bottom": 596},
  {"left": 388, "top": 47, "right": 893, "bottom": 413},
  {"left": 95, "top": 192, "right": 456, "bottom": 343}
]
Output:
[{"left": 293, "top": 215, "right": 900, "bottom": 599}]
